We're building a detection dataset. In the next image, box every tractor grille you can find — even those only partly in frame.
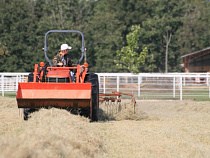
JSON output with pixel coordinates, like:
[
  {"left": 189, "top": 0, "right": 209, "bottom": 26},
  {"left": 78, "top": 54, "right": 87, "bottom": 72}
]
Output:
[{"left": 46, "top": 77, "right": 70, "bottom": 83}]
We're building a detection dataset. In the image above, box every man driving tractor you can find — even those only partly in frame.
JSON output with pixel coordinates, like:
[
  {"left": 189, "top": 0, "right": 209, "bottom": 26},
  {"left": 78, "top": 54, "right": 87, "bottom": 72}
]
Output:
[{"left": 53, "top": 44, "right": 75, "bottom": 67}]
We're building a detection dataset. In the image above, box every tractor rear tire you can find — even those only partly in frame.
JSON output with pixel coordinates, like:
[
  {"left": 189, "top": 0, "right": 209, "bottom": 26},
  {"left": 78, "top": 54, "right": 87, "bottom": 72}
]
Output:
[{"left": 85, "top": 73, "right": 99, "bottom": 122}]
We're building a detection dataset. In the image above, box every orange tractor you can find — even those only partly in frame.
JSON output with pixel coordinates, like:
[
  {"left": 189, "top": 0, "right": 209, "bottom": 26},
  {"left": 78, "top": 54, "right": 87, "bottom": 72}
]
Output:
[{"left": 16, "top": 30, "right": 99, "bottom": 121}]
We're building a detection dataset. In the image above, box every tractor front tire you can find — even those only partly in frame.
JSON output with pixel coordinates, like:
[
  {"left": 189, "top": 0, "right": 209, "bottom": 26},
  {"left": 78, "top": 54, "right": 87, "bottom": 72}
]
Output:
[{"left": 23, "top": 108, "right": 29, "bottom": 120}]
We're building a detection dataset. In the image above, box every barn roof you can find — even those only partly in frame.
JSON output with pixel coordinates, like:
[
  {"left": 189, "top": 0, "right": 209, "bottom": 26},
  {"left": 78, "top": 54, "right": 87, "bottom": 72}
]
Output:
[{"left": 181, "top": 47, "right": 210, "bottom": 58}]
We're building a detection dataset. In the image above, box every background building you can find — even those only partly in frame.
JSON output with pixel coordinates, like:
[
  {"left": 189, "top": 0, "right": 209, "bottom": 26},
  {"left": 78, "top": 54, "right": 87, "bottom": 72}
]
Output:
[{"left": 181, "top": 47, "right": 210, "bottom": 72}]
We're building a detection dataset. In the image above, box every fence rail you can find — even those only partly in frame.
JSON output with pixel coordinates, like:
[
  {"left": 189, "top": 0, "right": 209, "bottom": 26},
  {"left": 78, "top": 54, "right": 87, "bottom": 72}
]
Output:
[{"left": 1, "top": 72, "right": 210, "bottom": 100}]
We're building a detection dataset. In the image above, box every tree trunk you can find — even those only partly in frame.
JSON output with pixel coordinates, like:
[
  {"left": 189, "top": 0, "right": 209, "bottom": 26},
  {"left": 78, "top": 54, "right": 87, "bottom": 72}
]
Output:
[
  {"left": 164, "top": 31, "right": 172, "bottom": 73},
  {"left": 165, "top": 42, "right": 169, "bottom": 73}
]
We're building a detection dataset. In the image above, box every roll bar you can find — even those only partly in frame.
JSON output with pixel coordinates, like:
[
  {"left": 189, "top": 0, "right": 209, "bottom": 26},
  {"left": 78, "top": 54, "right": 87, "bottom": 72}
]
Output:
[{"left": 44, "top": 30, "right": 85, "bottom": 67}]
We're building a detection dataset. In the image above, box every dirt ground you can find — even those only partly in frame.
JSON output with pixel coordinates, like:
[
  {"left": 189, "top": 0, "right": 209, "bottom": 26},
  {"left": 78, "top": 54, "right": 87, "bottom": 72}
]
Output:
[{"left": 0, "top": 96, "right": 209, "bottom": 158}]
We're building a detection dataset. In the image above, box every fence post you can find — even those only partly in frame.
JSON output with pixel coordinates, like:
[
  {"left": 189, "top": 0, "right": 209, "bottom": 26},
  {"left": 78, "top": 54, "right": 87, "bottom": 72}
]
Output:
[
  {"left": 16, "top": 75, "right": 19, "bottom": 91},
  {"left": 117, "top": 76, "right": 119, "bottom": 92},
  {"left": 208, "top": 73, "right": 210, "bottom": 98},
  {"left": 1, "top": 74, "right": 4, "bottom": 96},
  {"left": 138, "top": 76, "right": 141, "bottom": 97},
  {"left": 173, "top": 76, "right": 175, "bottom": 98},
  {"left": 98, "top": 75, "right": 101, "bottom": 92},
  {"left": 180, "top": 76, "right": 182, "bottom": 100},
  {"left": 209, "top": 85, "right": 210, "bottom": 98},
  {"left": 98, "top": 75, "right": 100, "bottom": 84},
  {"left": 103, "top": 76, "right": 106, "bottom": 94}
]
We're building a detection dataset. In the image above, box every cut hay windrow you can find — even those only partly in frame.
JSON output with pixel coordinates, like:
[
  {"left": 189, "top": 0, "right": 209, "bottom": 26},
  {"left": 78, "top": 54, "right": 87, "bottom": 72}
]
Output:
[{"left": 1, "top": 97, "right": 210, "bottom": 158}]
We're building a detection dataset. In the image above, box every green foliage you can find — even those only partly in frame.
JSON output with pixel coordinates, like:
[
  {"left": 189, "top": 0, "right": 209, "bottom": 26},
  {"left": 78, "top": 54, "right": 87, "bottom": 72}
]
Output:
[
  {"left": 0, "top": 0, "right": 38, "bottom": 72},
  {"left": 0, "top": 42, "right": 8, "bottom": 56},
  {"left": 0, "top": 0, "right": 209, "bottom": 73},
  {"left": 139, "top": 0, "right": 186, "bottom": 72},
  {"left": 177, "top": 0, "right": 210, "bottom": 55},
  {"left": 115, "top": 25, "right": 148, "bottom": 73}
]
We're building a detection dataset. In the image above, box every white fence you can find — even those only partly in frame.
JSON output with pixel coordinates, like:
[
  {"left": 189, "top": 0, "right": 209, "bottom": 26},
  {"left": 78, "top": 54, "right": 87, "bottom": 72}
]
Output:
[
  {"left": 1, "top": 72, "right": 210, "bottom": 100},
  {"left": 0, "top": 73, "right": 29, "bottom": 97}
]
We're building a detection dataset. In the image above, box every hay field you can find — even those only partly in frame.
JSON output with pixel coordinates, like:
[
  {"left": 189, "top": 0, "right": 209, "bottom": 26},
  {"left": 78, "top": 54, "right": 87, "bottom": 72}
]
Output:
[{"left": 0, "top": 96, "right": 210, "bottom": 158}]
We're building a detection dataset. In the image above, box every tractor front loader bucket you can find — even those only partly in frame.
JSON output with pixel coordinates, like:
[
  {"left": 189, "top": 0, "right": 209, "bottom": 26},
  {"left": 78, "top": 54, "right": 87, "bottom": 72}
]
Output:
[{"left": 17, "top": 82, "right": 92, "bottom": 109}]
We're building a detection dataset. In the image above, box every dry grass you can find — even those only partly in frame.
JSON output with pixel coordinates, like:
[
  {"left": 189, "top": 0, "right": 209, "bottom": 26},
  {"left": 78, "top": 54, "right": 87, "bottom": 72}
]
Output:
[
  {"left": 0, "top": 96, "right": 210, "bottom": 158},
  {"left": 0, "top": 97, "right": 105, "bottom": 158},
  {"left": 0, "top": 96, "right": 17, "bottom": 109}
]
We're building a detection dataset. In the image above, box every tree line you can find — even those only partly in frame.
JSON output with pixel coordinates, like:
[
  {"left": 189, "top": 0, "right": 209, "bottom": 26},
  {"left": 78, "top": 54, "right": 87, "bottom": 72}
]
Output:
[{"left": 0, "top": 0, "right": 209, "bottom": 73}]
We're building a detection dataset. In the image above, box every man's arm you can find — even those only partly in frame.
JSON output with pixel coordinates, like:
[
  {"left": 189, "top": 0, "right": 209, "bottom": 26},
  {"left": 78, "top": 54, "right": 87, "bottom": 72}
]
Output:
[
  {"left": 53, "top": 54, "right": 63, "bottom": 66},
  {"left": 53, "top": 56, "right": 58, "bottom": 66}
]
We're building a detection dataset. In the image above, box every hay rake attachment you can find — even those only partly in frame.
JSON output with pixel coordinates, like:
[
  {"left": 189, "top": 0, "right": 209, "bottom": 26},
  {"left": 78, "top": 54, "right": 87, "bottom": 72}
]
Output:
[{"left": 99, "top": 92, "right": 136, "bottom": 116}]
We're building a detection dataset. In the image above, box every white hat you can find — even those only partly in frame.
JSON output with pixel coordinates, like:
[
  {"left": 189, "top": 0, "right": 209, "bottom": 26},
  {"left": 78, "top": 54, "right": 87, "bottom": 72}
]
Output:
[{"left": 60, "top": 44, "right": 72, "bottom": 51}]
